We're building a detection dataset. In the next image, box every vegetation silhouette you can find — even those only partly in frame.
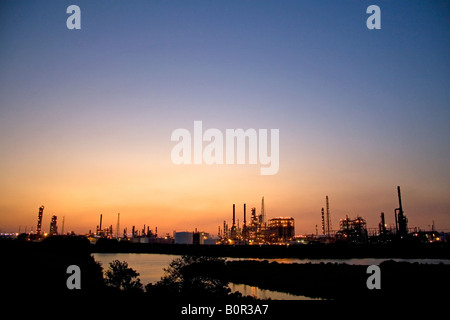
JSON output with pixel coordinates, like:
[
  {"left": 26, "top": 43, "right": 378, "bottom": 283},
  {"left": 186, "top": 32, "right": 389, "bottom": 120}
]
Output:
[
  {"left": 1, "top": 236, "right": 104, "bottom": 298},
  {"left": 205, "top": 259, "right": 450, "bottom": 301},
  {"left": 104, "top": 260, "right": 144, "bottom": 293},
  {"left": 145, "top": 255, "right": 254, "bottom": 301}
]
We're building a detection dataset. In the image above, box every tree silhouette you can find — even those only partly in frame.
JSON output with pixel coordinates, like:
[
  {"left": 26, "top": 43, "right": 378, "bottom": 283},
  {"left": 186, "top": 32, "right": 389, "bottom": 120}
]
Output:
[
  {"left": 146, "top": 255, "right": 231, "bottom": 299},
  {"left": 104, "top": 260, "right": 143, "bottom": 293}
]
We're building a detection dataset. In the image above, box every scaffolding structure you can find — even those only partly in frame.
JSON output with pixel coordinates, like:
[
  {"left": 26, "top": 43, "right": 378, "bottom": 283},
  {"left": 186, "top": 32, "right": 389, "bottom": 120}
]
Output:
[
  {"left": 220, "top": 198, "right": 295, "bottom": 244},
  {"left": 337, "top": 215, "right": 368, "bottom": 243}
]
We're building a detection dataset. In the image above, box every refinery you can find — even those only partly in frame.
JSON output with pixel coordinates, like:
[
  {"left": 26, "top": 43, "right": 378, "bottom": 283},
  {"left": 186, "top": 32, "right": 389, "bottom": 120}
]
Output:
[{"left": 3, "top": 186, "right": 446, "bottom": 245}]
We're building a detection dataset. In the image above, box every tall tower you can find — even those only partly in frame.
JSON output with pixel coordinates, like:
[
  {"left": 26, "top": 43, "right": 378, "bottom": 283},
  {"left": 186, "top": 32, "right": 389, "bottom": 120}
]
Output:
[
  {"left": 116, "top": 213, "right": 120, "bottom": 239},
  {"left": 97, "top": 214, "right": 103, "bottom": 234},
  {"left": 232, "top": 204, "right": 236, "bottom": 228},
  {"left": 321, "top": 207, "right": 325, "bottom": 235},
  {"left": 242, "top": 203, "right": 248, "bottom": 240},
  {"left": 395, "top": 186, "right": 408, "bottom": 238},
  {"left": 379, "top": 212, "right": 386, "bottom": 235},
  {"left": 326, "top": 196, "right": 332, "bottom": 237},
  {"left": 61, "top": 216, "right": 65, "bottom": 235},
  {"left": 230, "top": 204, "right": 237, "bottom": 238},
  {"left": 261, "top": 197, "right": 265, "bottom": 225},
  {"left": 49, "top": 215, "right": 58, "bottom": 235},
  {"left": 223, "top": 220, "right": 227, "bottom": 238},
  {"left": 37, "top": 206, "right": 45, "bottom": 236}
]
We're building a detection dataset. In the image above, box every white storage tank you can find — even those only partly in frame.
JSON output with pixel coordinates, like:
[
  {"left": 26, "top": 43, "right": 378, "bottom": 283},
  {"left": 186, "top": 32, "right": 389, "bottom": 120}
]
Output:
[{"left": 174, "top": 231, "right": 193, "bottom": 244}]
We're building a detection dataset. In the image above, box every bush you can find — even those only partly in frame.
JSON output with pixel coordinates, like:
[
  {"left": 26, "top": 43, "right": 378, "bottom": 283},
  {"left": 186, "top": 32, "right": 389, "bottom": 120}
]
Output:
[
  {"left": 104, "top": 260, "right": 143, "bottom": 293},
  {"left": 146, "top": 255, "right": 231, "bottom": 300}
]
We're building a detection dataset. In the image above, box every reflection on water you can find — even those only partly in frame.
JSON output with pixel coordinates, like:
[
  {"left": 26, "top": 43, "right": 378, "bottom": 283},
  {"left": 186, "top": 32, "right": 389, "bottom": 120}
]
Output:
[
  {"left": 228, "top": 257, "right": 450, "bottom": 265},
  {"left": 93, "top": 253, "right": 178, "bottom": 285},
  {"left": 229, "top": 283, "right": 320, "bottom": 300}
]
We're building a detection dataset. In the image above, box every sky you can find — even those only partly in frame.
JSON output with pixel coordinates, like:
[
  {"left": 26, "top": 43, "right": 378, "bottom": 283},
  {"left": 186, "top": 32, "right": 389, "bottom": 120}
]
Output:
[{"left": 0, "top": 0, "right": 449, "bottom": 236}]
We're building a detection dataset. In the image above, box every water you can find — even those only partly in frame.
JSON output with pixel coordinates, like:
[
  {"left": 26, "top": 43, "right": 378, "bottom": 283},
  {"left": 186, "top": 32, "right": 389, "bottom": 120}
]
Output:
[
  {"left": 93, "top": 253, "right": 320, "bottom": 299},
  {"left": 94, "top": 253, "right": 178, "bottom": 285},
  {"left": 92, "top": 253, "right": 449, "bottom": 300},
  {"left": 229, "top": 283, "right": 320, "bottom": 300}
]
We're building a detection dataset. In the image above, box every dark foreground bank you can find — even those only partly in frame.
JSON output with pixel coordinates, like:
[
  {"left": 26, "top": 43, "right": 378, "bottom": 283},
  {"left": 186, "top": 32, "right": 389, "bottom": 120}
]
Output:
[
  {"left": 188, "top": 259, "right": 450, "bottom": 301},
  {"left": 2, "top": 237, "right": 449, "bottom": 316}
]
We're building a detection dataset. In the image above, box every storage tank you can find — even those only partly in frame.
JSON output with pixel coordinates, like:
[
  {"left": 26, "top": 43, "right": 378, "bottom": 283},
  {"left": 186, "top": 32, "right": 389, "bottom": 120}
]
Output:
[{"left": 174, "top": 231, "right": 193, "bottom": 244}]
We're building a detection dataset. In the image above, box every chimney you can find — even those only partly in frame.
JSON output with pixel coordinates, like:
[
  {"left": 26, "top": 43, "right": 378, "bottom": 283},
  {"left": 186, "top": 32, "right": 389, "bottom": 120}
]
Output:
[
  {"left": 381, "top": 212, "right": 386, "bottom": 234},
  {"left": 232, "top": 204, "right": 236, "bottom": 227},
  {"left": 396, "top": 186, "right": 408, "bottom": 237}
]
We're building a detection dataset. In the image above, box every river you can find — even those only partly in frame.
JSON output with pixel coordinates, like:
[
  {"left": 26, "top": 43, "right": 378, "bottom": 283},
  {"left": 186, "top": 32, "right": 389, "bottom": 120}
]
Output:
[{"left": 92, "top": 253, "right": 449, "bottom": 300}]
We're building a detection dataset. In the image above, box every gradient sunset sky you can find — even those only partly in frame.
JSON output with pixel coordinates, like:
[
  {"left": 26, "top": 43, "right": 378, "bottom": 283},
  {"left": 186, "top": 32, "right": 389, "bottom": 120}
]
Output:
[{"left": 1, "top": 0, "right": 449, "bottom": 236}]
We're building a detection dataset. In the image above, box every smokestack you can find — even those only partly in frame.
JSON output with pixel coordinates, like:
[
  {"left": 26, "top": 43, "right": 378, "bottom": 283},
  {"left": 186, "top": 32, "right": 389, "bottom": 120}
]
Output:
[
  {"left": 395, "top": 186, "right": 408, "bottom": 237},
  {"left": 243, "top": 203, "right": 246, "bottom": 226},
  {"left": 116, "top": 213, "right": 120, "bottom": 239},
  {"left": 99, "top": 214, "right": 102, "bottom": 231},
  {"left": 325, "top": 196, "right": 332, "bottom": 237},
  {"left": 380, "top": 212, "right": 386, "bottom": 234},
  {"left": 397, "top": 186, "right": 403, "bottom": 215},
  {"left": 232, "top": 204, "right": 236, "bottom": 227},
  {"left": 261, "top": 197, "right": 265, "bottom": 225}
]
